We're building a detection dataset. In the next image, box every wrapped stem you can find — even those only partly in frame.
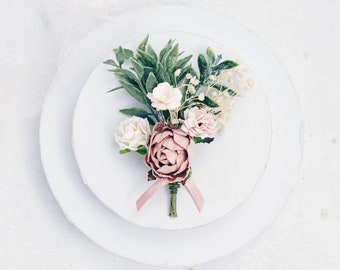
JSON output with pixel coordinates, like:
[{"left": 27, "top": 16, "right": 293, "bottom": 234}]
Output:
[{"left": 168, "top": 182, "right": 180, "bottom": 217}]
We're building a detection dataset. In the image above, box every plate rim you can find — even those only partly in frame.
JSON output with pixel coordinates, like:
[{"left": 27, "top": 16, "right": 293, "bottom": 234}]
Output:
[{"left": 39, "top": 5, "right": 303, "bottom": 267}]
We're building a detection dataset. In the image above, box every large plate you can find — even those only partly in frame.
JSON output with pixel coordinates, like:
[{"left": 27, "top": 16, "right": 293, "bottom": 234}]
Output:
[
  {"left": 40, "top": 6, "right": 303, "bottom": 266},
  {"left": 72, "top": 32, "right": 272, "bottom": 230}
]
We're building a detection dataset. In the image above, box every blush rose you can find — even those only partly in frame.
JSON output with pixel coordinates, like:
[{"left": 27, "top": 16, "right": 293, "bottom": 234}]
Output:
[
  {"left": 145, "top": 122, "right": 194, "bottom": 182},
  {"left": 180, "top": 107, "right": 217, "bottom": 138}
]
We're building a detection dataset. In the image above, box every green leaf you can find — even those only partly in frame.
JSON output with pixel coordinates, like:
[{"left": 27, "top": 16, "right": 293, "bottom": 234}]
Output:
[
  {"left": 146, "top": 72, "right": 158, "bottom": 92},
  {"left": 175, "top": 55, "right": 192, "bottom": 70},
  {"left": 137, "top": 49, "right": 157, "bottom": 67},
  {"left": 156, "top": 62, "right": 170, "bottom": 83},
  {"left": 123, "top": 48, "right": 133, "bottom": 58},
  {"left": 107, "top": 86, "right": 123, "bottom": 92},
  {"left": 119, "top": 107, "right": 149, "bottom": 118},
  {"left": 201, "top": 96, "right": 219, "bottom": 108},
  {"left": 227, "top": 89, "right": 237, "bottom": 96},
  {"left": 103, "top": 59, "right": 118, "bottom": 67},
  {"left": 130, "top": 58, "right": 144, "bottom": 78},
  {"left": 198, "top": 54, "right": 209, "bottom": 82},
  {"left": 164, "top": 43, "right": 179, "bottom": 70},
  {"left": 146, "top": 44, "right": 158, "bottom": 60},
  {"left": 136, "top": 145, "right": 147, "bottom": 155},
  {"left": 138, "top": 35, "right": 149, "bottom": 51},
  {"left": 147, "top": 170, "right": 156, "bottom": 181},
  {"left": 214, "top": 84, "right": 228, "bottom": 91},
  {"left": 119, "top": 149, "right": 131, "bottom": 154},
  {"left": 146, "top": 116, "right": 156, "bottom": 125},
  {"left": 193, "top": 137, "right": 214, "bottom": 144},
  {"left": 177, "top": 66, "right": 197, "bottom": 83},
  {"left": 114, "top": 46, "right": 125, "bottom": 66},
  {"left": 206, "top": 47, "right": 216, "bottom": 64},
  {"left": 119, "top": 80, "right": 146, "bottom": 104},
  {"left": 212, "top": 60, "right": 238, "bottom": 71},
  {"left": 160, "top": 39, "right": 174, "bottom": 61}
]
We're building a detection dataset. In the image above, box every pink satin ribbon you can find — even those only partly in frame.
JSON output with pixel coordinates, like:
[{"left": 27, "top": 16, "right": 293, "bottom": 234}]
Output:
[{"left": 136, "top": 178, "right": 204, "bottom": 212}]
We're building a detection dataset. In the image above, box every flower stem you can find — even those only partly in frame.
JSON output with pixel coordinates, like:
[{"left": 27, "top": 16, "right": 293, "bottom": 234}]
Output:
[{"left": 168, "top": 182, "right": 180, "bottom": 218}]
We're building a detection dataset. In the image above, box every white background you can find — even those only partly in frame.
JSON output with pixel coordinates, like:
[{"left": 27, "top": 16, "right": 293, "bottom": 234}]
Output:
[{"left": 0, "top": 0, "right": 339, "bottom": 269}]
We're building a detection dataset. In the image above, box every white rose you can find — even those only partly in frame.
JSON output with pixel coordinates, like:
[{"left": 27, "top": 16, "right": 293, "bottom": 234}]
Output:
[
  {"left": 114, "top": 116, "right": 151, "bottom": 151},
  {"left": 147, "top": 82, "right": 182, "bottom": 111}
]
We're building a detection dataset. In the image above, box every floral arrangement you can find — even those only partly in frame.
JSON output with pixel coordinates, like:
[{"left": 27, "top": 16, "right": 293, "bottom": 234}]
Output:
[{"left": 104, "top": 35, "right": 241, "bottom": 217}]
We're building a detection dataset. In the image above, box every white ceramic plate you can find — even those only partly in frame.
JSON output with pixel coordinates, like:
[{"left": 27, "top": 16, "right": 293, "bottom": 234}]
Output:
[
  {"left": 40, "top": 6, "right": 303, "bottom": 267},
  {"left": 72, "top": 33, "right": 272, "bottom": 230}
]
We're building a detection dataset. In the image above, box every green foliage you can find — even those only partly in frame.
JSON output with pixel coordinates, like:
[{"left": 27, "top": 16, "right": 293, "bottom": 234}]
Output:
[
  {"left": 119, "top": 108, "right": 149, "bottom": 118},
  {"left": 147, "top": 170, "right": 156, "bottom": 181},
  {"left": 119, "top": 149, "right": 131, "bottom": 154},
  {"left": 198, "top": 54, "right": 209, "bottom": 83},
  {"left": 104, "top": 35, "right": 239, "bottom": 123},
  {"left": 193, "top": 137, "right": 214, "bottom": 144},
  {"left": 136, "top": 145, "right": 147, "bottom": 155},
  {"left": 201, "top": 96, "right": 219, "bottom": 108},
  {"left": 212, "top": 60, "right": 238, "bottom": 71}
]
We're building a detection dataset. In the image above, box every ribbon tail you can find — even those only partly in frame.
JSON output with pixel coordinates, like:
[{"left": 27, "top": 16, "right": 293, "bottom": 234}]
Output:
[
  {"left": 184, "top": 179, "right": 205, "bottom": 212},
  {"left": 136, "top": 179, "right": 168, "bottom": 211}
]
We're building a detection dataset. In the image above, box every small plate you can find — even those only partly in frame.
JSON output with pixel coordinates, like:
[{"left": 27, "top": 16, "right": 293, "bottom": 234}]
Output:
[
  {"left": 40, "top": 6, "right": 303, "bottom": 267},
  {"left": 72, "top": 32, "right": 272, "bottom": 230}
]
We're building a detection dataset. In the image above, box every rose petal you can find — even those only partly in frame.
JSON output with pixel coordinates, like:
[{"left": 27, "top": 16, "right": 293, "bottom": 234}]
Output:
[
  {"left": 173, "top": 132, "right": 190, "bottom": 149},
  {"left": 162, "top": 137, "right": 183, "bottom": 151},
  {"left": 163, "top": 149, "right": 177, "bottom": 164}
]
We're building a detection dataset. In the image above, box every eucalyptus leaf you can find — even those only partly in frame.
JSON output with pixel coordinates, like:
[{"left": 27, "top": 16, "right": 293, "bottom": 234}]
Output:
[
  {"left": 114, "top": 46, "right": 125, "bottom": 66},
  {"left": 164, "top": 43, "right": 179, "bottom": 70},
  {"left": 119, "top": 107, "right": 149, "bottom": 118},
  {"left": 130, "top": 58, "right": 144, "bottom": 78},
  {"left": 113, "top": 68, "right": 141, "bottom": 88},
  {"left": 119, "top": 80, "right": 146, "bottom": 104},
  {"left": 146, "top": 44, "right": 158, "bottom": 60},
  {"left": 137, "top": 49, "right": 157, "bottom": 67},
  {"left": 156, "top": 62, "right": 171, "bottom": 83},
  {"left": 107, "top": 86, "right": 123, "bottom": 92},
  {"left": 103, "top": 59, "right": 118, "bottom": 67},
  {"left": 160, "top": 39, "right": 174, "bottom": 61},
  {"left": 175, "top": 55, "right": 192, "bottom": 70},
  {"left": 123, "top": 48, "right": 134, "bottom": 58},
  {"left": 146, "top": 72, "right": 158, "bottom": 92},
  {"left": 138, "top": 35, "right": 149, "bottom": 51}
]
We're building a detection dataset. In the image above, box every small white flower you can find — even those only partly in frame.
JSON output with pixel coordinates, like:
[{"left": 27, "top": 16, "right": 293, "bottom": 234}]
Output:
[
  {"left": 198, "top": 93, "right": 205, "bottom": 101},
  {"left": 114, "top": 116, "right": 151, "bottom": 151},
  {"left": 185, "top": 73, "right": 193, "bottom": 79},
  {"left": 147, "top": 82, "right": 182, "bottom": 111},
  {"left": 208, "top": 75, "right": 217, "bottom": 81},
  {"left": 190, "top": 76, "right": 200, "bottom": 86},
  {"left": 187, "top": 84, "right": 196, "bottom": 94},
  {"left": 174, "top": 69, "right": 181, "bottom": 77}
]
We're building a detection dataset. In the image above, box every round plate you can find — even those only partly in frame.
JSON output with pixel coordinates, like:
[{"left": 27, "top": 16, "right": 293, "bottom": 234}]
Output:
[
  {"left": 72, "top": 32, "right": 272, "bottom": 230},
  {"left": 40, "top": 6, "right": 303, "bottom": 267}
]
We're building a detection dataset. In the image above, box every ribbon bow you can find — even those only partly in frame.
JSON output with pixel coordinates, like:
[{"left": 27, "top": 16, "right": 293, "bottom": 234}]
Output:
[{"left": 136, "top": 179, "right": 204, "bottom": 212}]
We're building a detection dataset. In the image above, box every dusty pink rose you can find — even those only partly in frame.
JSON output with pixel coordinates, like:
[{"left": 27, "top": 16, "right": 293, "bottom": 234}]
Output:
[
  {"left": 145, "top": 123, "right": 194, "bottom": 182},
  {"left": 180, "top": 107, "right": 217, "bottom": 138}
]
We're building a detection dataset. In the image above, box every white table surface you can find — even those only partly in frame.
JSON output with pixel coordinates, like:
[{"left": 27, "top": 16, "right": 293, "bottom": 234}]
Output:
[{"left": 1, "top": 0, "right": 339, "bottom": 269}]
